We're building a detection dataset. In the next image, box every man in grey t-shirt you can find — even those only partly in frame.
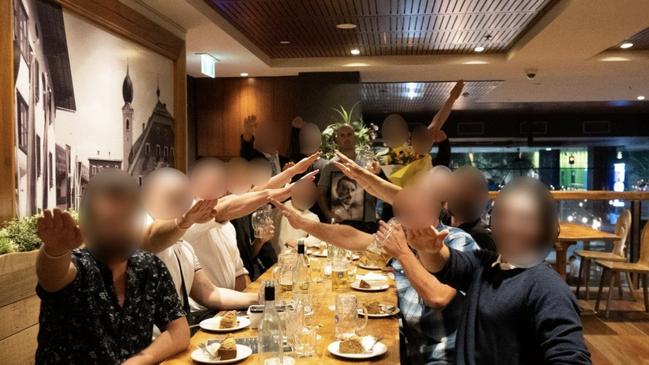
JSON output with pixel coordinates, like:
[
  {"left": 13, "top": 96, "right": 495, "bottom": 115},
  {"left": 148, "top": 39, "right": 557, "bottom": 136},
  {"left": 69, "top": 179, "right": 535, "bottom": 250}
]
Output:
[{"left": 317, "top": 124, "right": 377, "bottom": 233}]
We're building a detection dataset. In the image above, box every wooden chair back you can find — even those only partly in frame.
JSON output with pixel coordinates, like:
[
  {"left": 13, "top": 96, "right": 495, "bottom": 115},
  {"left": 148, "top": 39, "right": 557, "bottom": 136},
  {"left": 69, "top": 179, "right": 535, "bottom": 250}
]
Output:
[
  {"left": 639, "top": 220, "right": 649, "bottom": 266},
  {"left": 612, "top": 209, "right": 632, "bottom": 257}
]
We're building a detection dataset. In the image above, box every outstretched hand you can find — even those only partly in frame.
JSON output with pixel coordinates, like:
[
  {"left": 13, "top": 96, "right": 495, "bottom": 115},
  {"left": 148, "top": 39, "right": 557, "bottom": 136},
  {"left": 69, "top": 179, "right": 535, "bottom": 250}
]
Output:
[
  {"left": 178, "top": 199, "right": 219, "bottom": 228},
  {"left": 376, "top": 220, "right": 410, "bottom": 260},
  {"left": 333, "top": 150, "right": 366, "bottom": 181},
  {"left": 243, "top": 115, "right": 258, "bottom": 136},
  {"left": 405, "top": 225, "right": 449, "bottom": 254},
  {"left": 37, "top": 209, "right": 83, "bottom": 256},
  {"left": 269, "top": 198, "right": 310, "bottom": 230},
  {"left": 290, "top": 151, "right": 321, "bottom": 175},
  {"left": 299, "top": 169, "right": 319, "bottom": 183}
]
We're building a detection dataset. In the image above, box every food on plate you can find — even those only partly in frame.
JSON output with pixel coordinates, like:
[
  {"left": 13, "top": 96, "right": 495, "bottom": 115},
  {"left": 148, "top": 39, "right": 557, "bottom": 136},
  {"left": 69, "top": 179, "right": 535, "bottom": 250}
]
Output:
[
  {"left": 359, "top": 279, "right": 372, "bottom": 289},
  {"left": 365, "top": 301, "right": 383, "bottom": 314},
  {"left": 217, "top": 335, "right": 237, "bottom": 360},
  {"left": 219, "top": 311, "right": 238, "bottom": 329},
  {"left": 339, "top": 336, "right": 365, "bottom": 354},
  {"left": 365, "top": 301, "right": 395, "bottom": 315}
]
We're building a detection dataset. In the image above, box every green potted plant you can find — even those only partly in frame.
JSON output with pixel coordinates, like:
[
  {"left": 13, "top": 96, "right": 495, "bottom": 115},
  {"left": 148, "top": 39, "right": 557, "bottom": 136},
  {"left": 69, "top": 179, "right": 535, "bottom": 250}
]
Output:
[{"left": 321, "top": 103, "right": 378, "bottom": 159}]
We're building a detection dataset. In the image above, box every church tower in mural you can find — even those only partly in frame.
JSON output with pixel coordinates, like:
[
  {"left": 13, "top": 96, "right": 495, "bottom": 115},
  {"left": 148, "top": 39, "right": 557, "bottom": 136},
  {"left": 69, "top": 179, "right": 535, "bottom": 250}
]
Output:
[{"left": 122, "top": 63, "right": 134, "bottom": 171}]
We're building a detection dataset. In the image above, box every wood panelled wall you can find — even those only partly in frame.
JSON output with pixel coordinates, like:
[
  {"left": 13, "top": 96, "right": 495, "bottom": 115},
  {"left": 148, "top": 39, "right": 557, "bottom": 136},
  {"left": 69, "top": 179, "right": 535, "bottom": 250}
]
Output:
[{"left": 192, "top": 76, "right": 299, "bottom": 159}]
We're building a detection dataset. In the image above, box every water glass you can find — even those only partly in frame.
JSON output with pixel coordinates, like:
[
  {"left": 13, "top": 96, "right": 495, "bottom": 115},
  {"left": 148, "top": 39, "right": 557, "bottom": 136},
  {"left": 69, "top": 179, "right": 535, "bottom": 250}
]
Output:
[
  {"left": 335, "top": 294, "right": 368, "bottom": 339},
  {"left": 293, "top": 326, "right": 318, "bottom": 357},
  {"left": 310, "top": 258, "right": 323, "bottom": 283},
  {"left": 252, "top": 205, "right": 274, "bottom": 239}
]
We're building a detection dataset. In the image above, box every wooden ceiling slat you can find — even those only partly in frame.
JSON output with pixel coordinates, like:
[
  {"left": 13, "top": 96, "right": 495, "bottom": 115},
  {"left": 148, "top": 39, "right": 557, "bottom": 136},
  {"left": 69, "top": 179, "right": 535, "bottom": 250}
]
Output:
[{"left": 205, "top": 0, "right": 555, "bottom": 58}]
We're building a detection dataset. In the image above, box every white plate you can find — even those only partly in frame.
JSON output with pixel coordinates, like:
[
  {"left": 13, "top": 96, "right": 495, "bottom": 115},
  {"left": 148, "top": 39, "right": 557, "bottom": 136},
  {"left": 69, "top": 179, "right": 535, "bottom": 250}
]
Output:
[
  {"left": 350, "top": 281, "right": 389, "bottom": 292},
  {"left": 327, "top": 340, "right": 388, "bottom": 359},
  {"left": 199, "top": 316, "right": 251, "bottom": 332},
  {"left": 308, "top": 249, "right": 328, "bottom": 257},
  {"left": 304, "top": 236, "right": 323, "bottom": 248},
  {"left": 350, "top": 281, "right": 390, "bottom": 291},
  {"left": 358, "top": 262, "right": 382, "bottom": 270},
  {"left": 359, "top": 306, "right": 400, "bottom": 318},
  {"left": 191, "top": 344, "right": 253, "bottom": 364}
]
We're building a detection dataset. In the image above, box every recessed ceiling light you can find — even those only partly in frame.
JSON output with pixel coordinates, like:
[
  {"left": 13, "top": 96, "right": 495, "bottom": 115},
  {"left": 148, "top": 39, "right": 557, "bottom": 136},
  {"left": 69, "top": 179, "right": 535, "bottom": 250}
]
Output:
[
  {"left": 638, "top": 95, "right": 646, "bottom": 100},
  {"left": 350, "top": 48, "right": 360, "bottom": 55},
  {"left": 336, "top": 23, "right": 357, "bottom": 29},
  {"left": 620, "top": 42, "right": 634, "bottom": 49},
  {"left": 240, "top": 72, "right": 249, "bottom": 77},
  {"left": 279, "top": 40, "right": 291, "bottom": 45},
  {"left": 474, "top": 46, "right": 485, "bottom": 53}
]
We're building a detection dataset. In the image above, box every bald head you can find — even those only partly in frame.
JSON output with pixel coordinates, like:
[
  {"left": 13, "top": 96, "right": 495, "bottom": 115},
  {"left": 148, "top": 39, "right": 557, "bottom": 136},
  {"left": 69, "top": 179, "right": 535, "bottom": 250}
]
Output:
[
  {"left": 448, "top": 165, "right": 489, "bottom": 224},
  {"left": 143, "top": 167, "right": 192, "bottom": 220}
]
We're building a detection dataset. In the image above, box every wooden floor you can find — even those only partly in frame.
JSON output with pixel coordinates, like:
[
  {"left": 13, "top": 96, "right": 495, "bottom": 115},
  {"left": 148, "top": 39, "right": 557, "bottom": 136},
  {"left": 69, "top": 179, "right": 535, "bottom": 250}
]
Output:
[{"left": 579, "top": 287, "right": 649, "bottom": 365}]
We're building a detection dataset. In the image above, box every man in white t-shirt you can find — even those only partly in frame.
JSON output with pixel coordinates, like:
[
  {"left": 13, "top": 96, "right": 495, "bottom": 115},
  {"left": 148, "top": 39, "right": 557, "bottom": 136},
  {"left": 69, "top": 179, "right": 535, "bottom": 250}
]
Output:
[
  {"left": 276, "top": 180, "right": 321, "bottom": 252},
  {"left": 141, "top": 169, "right": 258, "bottom": 318}
]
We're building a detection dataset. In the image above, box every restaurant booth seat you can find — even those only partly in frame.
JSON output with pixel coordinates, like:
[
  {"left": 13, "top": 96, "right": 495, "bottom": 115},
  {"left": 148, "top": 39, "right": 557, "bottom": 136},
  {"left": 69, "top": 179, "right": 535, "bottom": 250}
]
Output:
[
  {"left": 575, "top": 209, "right": 631, "bottom": 301},
  {"left": 594, "top": 220, "right": 649, "bottom": 319}
]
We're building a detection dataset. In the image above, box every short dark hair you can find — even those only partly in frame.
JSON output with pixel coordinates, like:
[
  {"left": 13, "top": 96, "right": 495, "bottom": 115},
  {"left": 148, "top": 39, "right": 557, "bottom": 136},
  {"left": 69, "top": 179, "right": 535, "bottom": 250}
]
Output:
[{"left": 493, "top": 177, "right": 559, "bottom": 251}]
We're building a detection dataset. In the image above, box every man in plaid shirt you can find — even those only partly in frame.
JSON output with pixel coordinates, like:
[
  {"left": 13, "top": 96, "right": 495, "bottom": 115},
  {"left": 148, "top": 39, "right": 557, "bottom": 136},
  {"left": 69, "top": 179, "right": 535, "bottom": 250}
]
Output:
[{"left": 390, "top": 223, "right": 477, "bottom": 364}]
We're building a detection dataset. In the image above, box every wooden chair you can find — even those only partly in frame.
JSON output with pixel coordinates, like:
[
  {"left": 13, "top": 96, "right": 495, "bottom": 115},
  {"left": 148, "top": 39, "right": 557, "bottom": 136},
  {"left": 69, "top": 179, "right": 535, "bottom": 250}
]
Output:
[
  {"left": 594, "top": 220, "right": 649, "bottom": 319},
  {"left": 575, "top": 209, "right": 631, "bottom": 300}
]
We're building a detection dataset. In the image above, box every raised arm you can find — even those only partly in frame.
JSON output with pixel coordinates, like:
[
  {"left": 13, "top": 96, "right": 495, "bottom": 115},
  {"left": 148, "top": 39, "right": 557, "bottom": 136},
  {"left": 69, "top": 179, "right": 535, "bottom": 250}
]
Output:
[
  {"left": 240, "top": 115, "right": 258, "bottom": 159},
  {"left": 253, "top": 152, "right": 320, "bottom": 190},
  {"left": 142, "top": 199, "right": 218, "bottom": 254},
  {"left": 427, "top": 81, "right": 463, "bottom": 132},
  {"left": 378, "top": 221, "right": 456, "bottom": 309},
  {"left": 214, "top": 185, "right": 292, "bottom": 222},
  {"left": 405, "top": 225, "right": 451, "bottom": 273},
  {"left": 270, "top": 198, "right": 374, "bottom": 251},
  {"left": 35, "top": 209, "right": 83, "bottom": 293},
  {"left": 333, "top": 150, "right": 402, "bottom": 204}
]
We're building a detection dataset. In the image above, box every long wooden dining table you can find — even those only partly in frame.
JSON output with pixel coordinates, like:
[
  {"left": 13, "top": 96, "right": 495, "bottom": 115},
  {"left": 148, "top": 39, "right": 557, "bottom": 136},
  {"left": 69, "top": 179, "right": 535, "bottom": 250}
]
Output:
[{"left": 162, "top": 256, "right": 401, "bottom": 364}]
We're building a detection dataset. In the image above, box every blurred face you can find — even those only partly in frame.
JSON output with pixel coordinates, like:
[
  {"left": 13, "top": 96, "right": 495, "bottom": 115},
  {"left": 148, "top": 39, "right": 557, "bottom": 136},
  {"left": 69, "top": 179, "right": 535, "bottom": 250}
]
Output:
[
  {"left": 227, "top": 158, "right": 252, "bottom": 194},
  {"left": 382, "top": 115, "right": 409, "bottom": 148},
  {"left": 190, "top": 160, "right": 227, "bottom": 200},
  {"left": 335, "top": 125, "right": 356, "bottom": 150},
  {"left": 143, "top": 169, "right": 192, "bottom": 220},
  {"left": 291, "top": 180, "right": 318, "bottom": 211},
  {"left": 82, "top": 193, "right": 143, "bottom": 259},
  {"left": 446, "top": 168, "right": 487, "bottom": 223},
  {"left": 255, "top": 123, "right": 279, "bottom": 154},
  {"left": 250, "top": 159, "right": 273, "bottom": 186},
  {"left": 393, "top": 187, "right": 440, "bottom": 229},
  {"left": 411, "top": 126, "right": 435, "bottom": 155},
  {"left": 491, "top": 191, "right": 545, "bottom": 263},
  {"left": 299, "top": 123, "right": 322, "bottom": 155}
]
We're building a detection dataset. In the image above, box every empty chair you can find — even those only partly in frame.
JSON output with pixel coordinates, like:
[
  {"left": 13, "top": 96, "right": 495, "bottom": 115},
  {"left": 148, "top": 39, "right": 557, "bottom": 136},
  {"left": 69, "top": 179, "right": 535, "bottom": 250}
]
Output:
[
  {"left": 594, "top": 220, "right": 649, "bottom": 319},
  {"left": 575, "top": 209, "right": 631, "bottom": 300}
]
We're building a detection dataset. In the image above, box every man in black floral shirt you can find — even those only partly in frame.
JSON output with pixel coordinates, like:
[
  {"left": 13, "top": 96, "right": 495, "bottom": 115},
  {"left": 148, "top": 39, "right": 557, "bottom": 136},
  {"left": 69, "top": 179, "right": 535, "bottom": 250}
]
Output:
[{"left": 35, "top": 169, "right": 189, "bottom": 365}]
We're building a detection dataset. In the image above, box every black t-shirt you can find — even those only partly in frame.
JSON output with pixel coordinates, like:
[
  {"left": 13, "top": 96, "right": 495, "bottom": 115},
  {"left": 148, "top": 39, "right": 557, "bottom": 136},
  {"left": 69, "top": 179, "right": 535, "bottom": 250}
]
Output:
[
  {"left": 36, "top": 249, "right": 184, "bottom": 364},
  {"left": 232, "top": 215, "right": 277, "bottom": 281}
]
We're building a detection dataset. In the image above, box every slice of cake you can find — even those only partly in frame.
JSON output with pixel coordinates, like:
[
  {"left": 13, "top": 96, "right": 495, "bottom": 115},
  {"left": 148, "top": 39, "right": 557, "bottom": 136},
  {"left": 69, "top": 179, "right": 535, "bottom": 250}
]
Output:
[
  {"left": 217, "top": 335, "right": 237, "bottom": 360},
  {"left": 219, "top": 311, "right": 238, "bottom": 329},
  {"left": 365, "top": 301, "right": 383, "bottom": 315},
  {"left": 339, "top": 336, "right": 364, "bottom": 354},
  {"left": 359, "top": 279, "right": 372, "bottom": 289}
]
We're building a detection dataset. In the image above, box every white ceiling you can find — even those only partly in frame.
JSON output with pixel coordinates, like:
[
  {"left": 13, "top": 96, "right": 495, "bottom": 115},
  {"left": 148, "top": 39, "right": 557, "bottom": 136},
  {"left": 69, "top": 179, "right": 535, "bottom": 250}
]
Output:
[{"left": 131, "top": 0, "right": 649, "bottom": 104}]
